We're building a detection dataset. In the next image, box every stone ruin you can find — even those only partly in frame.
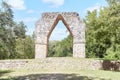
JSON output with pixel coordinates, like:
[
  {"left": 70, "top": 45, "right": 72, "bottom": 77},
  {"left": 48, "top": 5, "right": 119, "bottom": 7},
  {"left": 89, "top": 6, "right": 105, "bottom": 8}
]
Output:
[{"left": 35, "top": 12, "right": 85, "bottom": 58}]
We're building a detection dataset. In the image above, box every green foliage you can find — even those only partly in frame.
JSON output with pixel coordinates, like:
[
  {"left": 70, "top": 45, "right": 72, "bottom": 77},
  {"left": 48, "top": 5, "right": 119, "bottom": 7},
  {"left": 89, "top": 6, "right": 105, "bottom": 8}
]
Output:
[
  {"left": 0, "top": 1, "right": 15, "bottom": 59},
  {"left": 48, "top": 35, "right": 73, "bottom": 57},
  {"left": 15, "top": 36, "right": 35, "bottom": 59},
  {"left": 105, "top": 44, "right": 120, "bottom": 59},
  {"left": 14, "top": 21, "right": 26, "bottom": 38},
  {"left": 85, "top": 0, "right": 120, "bottom": 59},
  {"left": 0, "top": 1, "right": 35, "bottom": 59}
]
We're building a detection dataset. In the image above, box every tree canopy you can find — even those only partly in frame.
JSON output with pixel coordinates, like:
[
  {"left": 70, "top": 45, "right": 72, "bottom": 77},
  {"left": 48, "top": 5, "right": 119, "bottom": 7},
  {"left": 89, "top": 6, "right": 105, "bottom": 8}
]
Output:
[
  {"left": 85, "top": 0, "right": 120, "bottom": 59},
  {"left": 0, "top": 1, "right": 34, "bottom": 59}
]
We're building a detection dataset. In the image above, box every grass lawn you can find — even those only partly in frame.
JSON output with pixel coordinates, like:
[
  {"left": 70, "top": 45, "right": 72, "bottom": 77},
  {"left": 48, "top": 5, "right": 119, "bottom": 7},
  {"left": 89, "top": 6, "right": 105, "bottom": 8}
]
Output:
[{"left": 0, "top": 69, "right": 120, "bottom": 80}]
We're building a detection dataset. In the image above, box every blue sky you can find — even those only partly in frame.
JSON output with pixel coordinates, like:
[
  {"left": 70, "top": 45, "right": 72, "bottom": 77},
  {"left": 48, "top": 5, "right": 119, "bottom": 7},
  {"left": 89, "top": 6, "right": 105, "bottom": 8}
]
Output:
[{"left": 2, "top": 0, "right": 108, "bottom": 40}]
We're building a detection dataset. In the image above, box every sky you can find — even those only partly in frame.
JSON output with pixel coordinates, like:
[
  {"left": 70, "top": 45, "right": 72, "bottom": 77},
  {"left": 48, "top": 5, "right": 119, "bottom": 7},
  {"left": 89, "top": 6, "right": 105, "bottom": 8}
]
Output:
[{"left": 1, "top": 0, "right": 108, "bottom": 40}]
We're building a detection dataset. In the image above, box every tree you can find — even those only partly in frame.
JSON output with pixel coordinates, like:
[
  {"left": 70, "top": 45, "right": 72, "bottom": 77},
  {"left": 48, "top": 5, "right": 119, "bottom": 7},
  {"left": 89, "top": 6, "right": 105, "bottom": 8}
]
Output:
[
  {"left": 14, "top": 21, "right": 26, "bottom": 38},
  {"left": 85, "top": 0, "right": 120, "bottom": 59},
  {"left": 0, "top": 1, "right": 16, "bottom": 59},
  {"left": 0, "top": 1, "right": 35, "bottom": 59},
  {"left": 15, "top": 35, "right": 35, "bottom": 59},
  {"left": 48, "top": 35, "right": 73, "bottom": 57}
]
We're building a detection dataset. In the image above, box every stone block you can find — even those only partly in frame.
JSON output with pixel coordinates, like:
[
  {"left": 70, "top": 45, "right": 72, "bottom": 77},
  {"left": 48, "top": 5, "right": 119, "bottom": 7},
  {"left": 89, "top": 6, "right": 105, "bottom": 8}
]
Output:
[
  {"left": 35, "top": 44, "right": 47, "bottom": 58},
  {"left": 73, "top": 43, "right": 85, "bottom": 58}
]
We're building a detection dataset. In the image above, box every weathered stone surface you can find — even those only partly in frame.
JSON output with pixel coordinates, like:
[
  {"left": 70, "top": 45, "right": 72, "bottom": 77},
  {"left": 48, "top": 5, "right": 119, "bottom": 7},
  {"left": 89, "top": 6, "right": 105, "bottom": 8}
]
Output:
[
  {"left": 0, "top": 59, "right": 120, "bottom": 71},
  {"left": 73, "top": 43, "right": 85, "bottom": 58},
  {"left": 35, "top": 12, "right": 85, "bottom": 58},
  {"left": 0, "top": 60, "right": 28, "bottom": 70},
  {"left": 35, "top": 44, "right": 47, "bottom": 58}
]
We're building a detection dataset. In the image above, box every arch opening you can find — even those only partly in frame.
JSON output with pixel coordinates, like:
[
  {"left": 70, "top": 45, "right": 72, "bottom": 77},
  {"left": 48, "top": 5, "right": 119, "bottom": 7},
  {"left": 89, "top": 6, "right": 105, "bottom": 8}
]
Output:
[
  {"left": 47, "top": 15, "right": 73, "bottom": 57},
  {"left": 47, "top": 14, "right": 73, "bottom": 39}
]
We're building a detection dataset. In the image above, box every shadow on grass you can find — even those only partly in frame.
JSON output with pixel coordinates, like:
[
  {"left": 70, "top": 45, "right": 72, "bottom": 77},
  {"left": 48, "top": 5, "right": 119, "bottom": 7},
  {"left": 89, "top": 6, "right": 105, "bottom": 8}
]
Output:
[
  {"left": 0, "top": 70, "right": 13, "bottom": 80},
  {"left": 0, "top": 73, "right": 111, "bottom": 80},
  {"left": 0, "top": 70, "right": 12, "bottom": 77}
]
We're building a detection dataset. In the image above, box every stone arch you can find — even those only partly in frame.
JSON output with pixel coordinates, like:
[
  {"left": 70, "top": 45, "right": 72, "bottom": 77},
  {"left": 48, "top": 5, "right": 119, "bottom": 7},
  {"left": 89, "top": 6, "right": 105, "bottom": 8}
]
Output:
[
  {"left": 35, "top": 12, "right": 85, "bottom": 58},
  {"left": 47, "top": 14, "right": 73, "bottom": 39},
  {"left": 47, "top": 14, "right": 73, "bottom": 57}
]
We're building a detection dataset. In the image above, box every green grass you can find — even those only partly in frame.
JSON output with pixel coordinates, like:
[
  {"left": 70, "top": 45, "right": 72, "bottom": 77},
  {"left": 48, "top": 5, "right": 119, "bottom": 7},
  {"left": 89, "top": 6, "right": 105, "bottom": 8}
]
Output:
[{"left": 0, "top": 69, "right": 120, "bottom": 80}]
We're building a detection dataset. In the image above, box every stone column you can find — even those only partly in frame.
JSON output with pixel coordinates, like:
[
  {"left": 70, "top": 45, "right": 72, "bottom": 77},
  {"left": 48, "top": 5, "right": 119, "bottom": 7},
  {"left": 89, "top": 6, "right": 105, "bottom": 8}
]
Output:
[
  {"left": 72, "top": 23, "right": 85, "bottom": 58},
  {"left": 35, "top": 30, "right": 48, "bottom": 58},
  {"left": 35, "top": 44, "right": 47, "bottom": 58},
  {"left": 73, "top": 43, "right": 85, "bottom": 58}
]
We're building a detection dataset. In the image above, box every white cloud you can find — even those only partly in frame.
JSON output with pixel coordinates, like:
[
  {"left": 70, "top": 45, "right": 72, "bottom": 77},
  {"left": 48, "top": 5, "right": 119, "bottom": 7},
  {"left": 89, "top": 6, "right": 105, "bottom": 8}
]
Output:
[
  {"left": 54, "top": 28, "right": 68, "bottom": 35},
  {"left": 49, "top": 26, "right": 69, "bottom": 41},
  {"left": 42, "top": 0, "right": 64, "bottom": 7},
  {"left": 17, "top": 17, "right": 38, "bottom": 23},
  {"left": 27, "top": 10, "right": 35, "bottom": 14},
  {"left": 7, "top": 0, "right": 26, "bottom": 10},
  {"left": 86, "top": 3, "right": 102, "bottom": 12},
  {"left": 49, "top": 28, "right": 69, "bottom": 41}
]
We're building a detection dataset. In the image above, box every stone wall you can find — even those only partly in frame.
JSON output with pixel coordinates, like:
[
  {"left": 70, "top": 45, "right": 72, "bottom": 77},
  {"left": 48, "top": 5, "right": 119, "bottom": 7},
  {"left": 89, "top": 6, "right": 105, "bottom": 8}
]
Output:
[
  {"left": 0, "top": 60, "right": 28, "bottom": 70},
  {"left": 0, "top": 59, "right": 120, "bottom": 71}
]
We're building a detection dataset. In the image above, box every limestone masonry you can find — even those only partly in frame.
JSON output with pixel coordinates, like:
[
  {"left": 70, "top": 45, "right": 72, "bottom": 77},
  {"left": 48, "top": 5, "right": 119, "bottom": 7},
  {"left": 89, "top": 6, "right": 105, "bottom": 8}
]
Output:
[
  {"left": 0, "top": 59, "right": 120, "bottom": 71},
  {"left": 35, "top": 12, "right": 85, "bottom": 58}
]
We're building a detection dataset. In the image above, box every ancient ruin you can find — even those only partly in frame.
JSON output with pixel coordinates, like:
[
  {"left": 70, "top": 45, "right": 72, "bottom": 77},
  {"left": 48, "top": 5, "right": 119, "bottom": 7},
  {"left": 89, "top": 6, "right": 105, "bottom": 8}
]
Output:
[{"left": 35, "top": 12, "right": 85, "bottom": 58}]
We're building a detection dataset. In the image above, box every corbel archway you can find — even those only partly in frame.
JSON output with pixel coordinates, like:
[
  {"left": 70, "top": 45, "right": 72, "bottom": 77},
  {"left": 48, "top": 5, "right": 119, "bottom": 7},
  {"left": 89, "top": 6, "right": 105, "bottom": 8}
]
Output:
[
  {"left": 47, "top": 14, "right": 73, "bottom": 57},
  {"left": 35, "top": 12, "right": 85, "bottom": 58},
  {"left": 47, "top": 14, "right": 73, "bottom": 39}
]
